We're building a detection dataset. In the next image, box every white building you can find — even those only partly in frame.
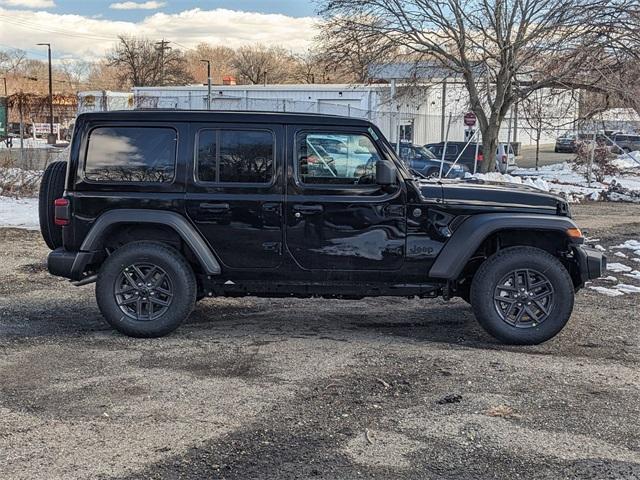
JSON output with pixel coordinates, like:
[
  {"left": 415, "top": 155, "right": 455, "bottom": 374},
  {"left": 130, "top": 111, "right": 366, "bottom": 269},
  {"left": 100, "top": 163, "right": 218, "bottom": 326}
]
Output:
[{"left": 78, "top": 82, "right": 580, "bottom": 146}]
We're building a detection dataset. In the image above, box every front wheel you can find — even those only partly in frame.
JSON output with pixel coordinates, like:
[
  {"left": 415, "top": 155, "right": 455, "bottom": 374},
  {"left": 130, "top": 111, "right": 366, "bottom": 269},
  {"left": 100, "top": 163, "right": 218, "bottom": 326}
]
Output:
[
  {"left": 96, "top": 241, "right": 197, "bottom": 338},
  {"left": 470, "top": 246, "right": 575, "bottom": 345}
]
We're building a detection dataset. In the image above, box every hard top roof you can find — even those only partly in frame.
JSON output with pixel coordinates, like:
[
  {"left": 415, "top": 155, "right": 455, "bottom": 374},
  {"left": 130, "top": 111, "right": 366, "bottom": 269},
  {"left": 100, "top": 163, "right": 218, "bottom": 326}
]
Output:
[{"left": 78, "top": 110, "right": 374, "bottom": 127}]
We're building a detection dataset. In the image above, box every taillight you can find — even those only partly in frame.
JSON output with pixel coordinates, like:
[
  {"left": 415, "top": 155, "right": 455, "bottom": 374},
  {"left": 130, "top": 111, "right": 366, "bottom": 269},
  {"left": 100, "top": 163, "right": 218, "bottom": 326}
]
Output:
[
  {"left": 476, "top": 153, "right": 484, "bottom": 162},
  {"left": 54, "top": 198, "right": 70, "bottom": 226},
  {"left": 501, "top": 154, "right": 507, "bottom": 163}
]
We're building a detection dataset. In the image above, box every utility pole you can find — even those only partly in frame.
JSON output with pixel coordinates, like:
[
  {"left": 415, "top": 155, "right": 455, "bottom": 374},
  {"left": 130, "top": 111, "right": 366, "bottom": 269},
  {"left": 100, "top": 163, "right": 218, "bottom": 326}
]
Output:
[
  {"left": 155, "top": 39, "right": 171, "bottom": 86},
  {"left": 37, "top": 42, "right": 55, "bottom": 144},
  {"left": 201, "top": 59, "right": 211, "bottom": 110}
]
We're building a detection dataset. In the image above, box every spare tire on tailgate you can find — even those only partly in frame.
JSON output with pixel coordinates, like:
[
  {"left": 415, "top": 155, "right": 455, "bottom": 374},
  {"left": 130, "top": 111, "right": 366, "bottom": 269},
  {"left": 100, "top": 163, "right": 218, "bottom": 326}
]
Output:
[{"left": 39, "top": 161, "right": 67, "bottom": 250}]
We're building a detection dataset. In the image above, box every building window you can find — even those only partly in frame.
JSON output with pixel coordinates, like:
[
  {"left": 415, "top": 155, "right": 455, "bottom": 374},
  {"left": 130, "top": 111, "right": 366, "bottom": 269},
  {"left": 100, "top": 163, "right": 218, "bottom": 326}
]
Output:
[{"left": 85, "top": 126, "right": 176, "bottom": 182}]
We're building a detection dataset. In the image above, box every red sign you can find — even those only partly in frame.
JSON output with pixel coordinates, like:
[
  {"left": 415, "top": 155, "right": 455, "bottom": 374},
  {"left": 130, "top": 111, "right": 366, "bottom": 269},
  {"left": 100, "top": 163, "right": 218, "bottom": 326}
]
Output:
[{"left": 464, "top": 111, "right": 477, "bottom": 127}]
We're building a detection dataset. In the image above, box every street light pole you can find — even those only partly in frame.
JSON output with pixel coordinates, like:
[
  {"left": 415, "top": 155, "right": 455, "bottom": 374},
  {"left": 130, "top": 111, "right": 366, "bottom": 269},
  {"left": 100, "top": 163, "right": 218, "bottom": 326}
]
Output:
[
  {"left": 37, "top": 42, "right": 55, "bottom": 143},
  {"left": 201, "top": 59, "right": 211, "bottom": 110}
]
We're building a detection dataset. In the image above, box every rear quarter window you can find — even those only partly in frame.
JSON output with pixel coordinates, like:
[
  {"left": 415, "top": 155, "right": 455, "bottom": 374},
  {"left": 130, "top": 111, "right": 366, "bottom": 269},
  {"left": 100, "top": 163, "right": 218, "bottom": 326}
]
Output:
[{"left": 84, "top": 126, "right": 177, "bottom": 182}]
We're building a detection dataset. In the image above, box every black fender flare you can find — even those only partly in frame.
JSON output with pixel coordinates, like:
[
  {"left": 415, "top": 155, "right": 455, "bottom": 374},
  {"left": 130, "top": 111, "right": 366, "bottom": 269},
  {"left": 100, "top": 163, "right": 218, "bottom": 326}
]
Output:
[
  {"left": 74, "top": 209, "right": 221, "bottom": 276},
  {"left": 428, "top": 213, "right": 579, "bottom": 280}
]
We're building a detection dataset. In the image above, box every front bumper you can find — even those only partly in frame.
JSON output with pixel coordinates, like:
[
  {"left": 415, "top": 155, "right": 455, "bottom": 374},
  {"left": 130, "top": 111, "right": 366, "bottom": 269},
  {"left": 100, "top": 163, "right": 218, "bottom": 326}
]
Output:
[{"left": 574, "top": 246, "right": 606, "bottom": 284}]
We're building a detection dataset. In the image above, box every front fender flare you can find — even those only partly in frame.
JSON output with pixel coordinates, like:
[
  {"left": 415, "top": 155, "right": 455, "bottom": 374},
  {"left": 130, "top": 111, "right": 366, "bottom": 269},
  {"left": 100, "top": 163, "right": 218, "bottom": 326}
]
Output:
[
  {"left": 74, "top": 209, "right": 221, "bottom": 276},
  {"left": 428, "top": 213, "right": 578, "bottom": 280}
]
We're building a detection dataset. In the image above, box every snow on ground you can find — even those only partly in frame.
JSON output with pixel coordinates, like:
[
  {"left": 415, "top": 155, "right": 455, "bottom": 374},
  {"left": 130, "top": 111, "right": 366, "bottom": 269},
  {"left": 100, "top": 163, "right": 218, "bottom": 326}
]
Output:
[
  {"left": 471, "top": 152, "right": 640, "bottom": 203},
  {"left": 0, "top": 167, "right": 43, "bottom": 196},
  {"left": 0, "top": 196, "right": 39, "bottom": 229},
  {"left": 588, "top": 238, "right": 640, "bottom": 297},
  {"left": 589, "top": 286, "right": 625, "bottom": 296},
  {"left": 0, "top": 137, "right": 52, "bottom": 149},
  {"left": 607, "top": 262, "right": 633, "bottom": 273}
]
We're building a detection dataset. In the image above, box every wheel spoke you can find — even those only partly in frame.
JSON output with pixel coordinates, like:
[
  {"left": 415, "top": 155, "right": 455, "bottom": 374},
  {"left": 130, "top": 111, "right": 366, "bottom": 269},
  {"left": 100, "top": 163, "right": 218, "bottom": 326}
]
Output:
[
  {"left": 152, "top": 272, "right": 166, "bottom": 288},
  {"left": 118, "top": 296, "right": 138, "bottom": 306},
  {"left": 150, "top": 296, "right": 170, "bottom": 307},
  {"left": 513, "top": 305, "right": 526, "bottom": 324}
]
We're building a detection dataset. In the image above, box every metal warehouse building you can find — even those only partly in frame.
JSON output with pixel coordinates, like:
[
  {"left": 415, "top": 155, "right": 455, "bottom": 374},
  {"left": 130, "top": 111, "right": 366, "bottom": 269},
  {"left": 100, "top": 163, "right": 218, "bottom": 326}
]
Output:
[{"left": 78, "top": 82, "right": 579, "bottom": 146}]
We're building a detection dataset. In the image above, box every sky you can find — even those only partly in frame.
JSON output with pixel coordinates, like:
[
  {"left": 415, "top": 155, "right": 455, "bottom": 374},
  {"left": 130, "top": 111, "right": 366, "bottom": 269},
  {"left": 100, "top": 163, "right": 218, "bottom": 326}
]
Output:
[{"left": 0, "top": 0, "right": 319, "bottom": 63}]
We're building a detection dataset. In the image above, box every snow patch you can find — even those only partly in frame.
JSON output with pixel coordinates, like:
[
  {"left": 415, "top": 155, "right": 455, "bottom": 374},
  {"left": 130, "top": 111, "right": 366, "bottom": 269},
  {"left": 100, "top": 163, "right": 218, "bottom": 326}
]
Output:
[
  {"left": 0, "top": 196, "right": 39, "bottom": 229},
  {"left": 589, "top": 286, "right": 624, "bottom": 297},
  {"left": 607, "top": 262, "right": 633, "bottom": 273}
]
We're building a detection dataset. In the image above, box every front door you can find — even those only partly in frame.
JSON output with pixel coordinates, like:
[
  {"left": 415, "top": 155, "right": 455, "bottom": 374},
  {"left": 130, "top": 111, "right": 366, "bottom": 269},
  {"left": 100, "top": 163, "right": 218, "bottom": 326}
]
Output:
[
  {"left": 285, "top": 126, "right": 406, "bottom": 271},
  {"left": 186, "top": 123, "right": 284, "bottom": 269}
]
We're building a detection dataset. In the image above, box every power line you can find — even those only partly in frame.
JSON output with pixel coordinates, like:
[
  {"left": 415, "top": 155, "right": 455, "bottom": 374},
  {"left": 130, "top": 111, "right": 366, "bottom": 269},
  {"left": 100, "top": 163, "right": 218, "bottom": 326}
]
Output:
[{"left": 0, "top": 14, "right": 117, "bottom": 42}]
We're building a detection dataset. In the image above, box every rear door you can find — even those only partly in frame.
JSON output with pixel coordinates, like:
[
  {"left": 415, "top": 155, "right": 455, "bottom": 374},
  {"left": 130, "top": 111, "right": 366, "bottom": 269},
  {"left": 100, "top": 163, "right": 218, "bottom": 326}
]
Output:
[
  {"left": 285, "top": 125, "right": 406, "bottom": 272},
  {"left": 186, "top": 123, "right": 284, "bottom": 269}
]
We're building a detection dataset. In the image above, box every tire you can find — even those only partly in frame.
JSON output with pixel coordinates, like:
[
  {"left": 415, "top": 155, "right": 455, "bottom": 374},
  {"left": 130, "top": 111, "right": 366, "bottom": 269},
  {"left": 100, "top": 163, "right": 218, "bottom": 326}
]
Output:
[
  {"left": 470, "top": 246, "right": 574, "bottom": 345},
  {"left": 96, "top": 241, "right": 197, "bottom": 338},
  {"left": 426, "top": 168, "right": 439, "bottom": 178},
  {"left": 554, "top": 147, "right": 559, "bottom": 153},
  {"left": 38, "top": 161, "right": 67, "bottom": 250}
]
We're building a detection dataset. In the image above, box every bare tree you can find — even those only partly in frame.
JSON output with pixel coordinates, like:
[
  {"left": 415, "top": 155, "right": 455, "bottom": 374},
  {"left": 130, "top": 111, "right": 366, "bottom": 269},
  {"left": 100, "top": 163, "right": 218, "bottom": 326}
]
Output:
[
  {"left": 317, "top": 17, "right": 397, "bottom": 83},
  {"left": 231, "top": 45, "right": 294, "bottom": 85},
  {"left": 0, "top": 48, "right": 26, "bottom": 74},
  {"left": 520, "top": 90, "right": 577, "bottom": 170},
  {"left": 107, "top": 35, "right": 193, "bottom": 87},
  {"left": 319, "top": 0, "right": 623, "bottom": 172},
  {"left": 185, "top": 43, "right": 236, "bottom": 84}
]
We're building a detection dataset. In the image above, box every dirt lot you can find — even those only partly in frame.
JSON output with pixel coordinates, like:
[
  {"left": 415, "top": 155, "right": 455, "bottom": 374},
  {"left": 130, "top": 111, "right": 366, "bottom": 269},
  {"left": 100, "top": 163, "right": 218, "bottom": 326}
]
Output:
[{"left": 1, "top": 203, "right": 639, "bottom": 479}]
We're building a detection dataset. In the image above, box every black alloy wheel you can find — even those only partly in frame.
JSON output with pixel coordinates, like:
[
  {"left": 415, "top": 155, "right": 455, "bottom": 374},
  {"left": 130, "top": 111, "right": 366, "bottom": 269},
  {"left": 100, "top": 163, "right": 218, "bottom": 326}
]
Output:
[
  {"left": 493, "top": 268, "right": 554, "bottom": 328},
  {"left": 115, "top": 263, "right": 174, "bottom": 321}
]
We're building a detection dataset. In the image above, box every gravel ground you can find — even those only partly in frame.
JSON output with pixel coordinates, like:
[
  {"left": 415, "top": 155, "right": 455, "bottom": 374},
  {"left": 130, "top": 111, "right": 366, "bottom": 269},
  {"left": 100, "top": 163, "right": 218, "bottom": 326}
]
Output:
[{"left": 1, "top": 203, "right": 639, "bottom": 479}]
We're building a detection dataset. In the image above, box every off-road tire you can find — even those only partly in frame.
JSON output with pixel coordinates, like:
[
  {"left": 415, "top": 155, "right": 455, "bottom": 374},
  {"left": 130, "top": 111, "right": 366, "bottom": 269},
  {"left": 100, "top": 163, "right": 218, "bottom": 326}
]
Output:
[
  {"left": 38, "top": 161, "right": 67, "bottom": 250},
  {"left": 470, "top": 246, "right": 574, "bottom": 345},
  {"left": 96, "top": 241, "right": 197, "bottom": 338}
]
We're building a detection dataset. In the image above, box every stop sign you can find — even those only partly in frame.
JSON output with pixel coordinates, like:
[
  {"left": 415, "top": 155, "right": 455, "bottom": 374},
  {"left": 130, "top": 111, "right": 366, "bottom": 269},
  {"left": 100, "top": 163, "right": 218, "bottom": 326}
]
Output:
[{"left": 464, "top": 111, "right": 477, "bottom": 127}]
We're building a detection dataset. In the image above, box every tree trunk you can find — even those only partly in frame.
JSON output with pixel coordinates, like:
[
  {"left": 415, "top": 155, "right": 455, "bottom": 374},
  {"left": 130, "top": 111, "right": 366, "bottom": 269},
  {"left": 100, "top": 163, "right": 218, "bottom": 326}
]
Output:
[
  {"left": 535, "top": 130, "right": 541, "bottom": 171},
  {"left": 480, "top": 127, "right": 499, "bottom": 173}
]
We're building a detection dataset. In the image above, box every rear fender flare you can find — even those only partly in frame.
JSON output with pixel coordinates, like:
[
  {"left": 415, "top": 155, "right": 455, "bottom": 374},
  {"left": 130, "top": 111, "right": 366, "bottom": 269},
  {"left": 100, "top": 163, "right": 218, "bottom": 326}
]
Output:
[
  {"left": 428, "top": 213, "right": 579, "bottom": 280},
  {"left": 75, "top": 209, "right": 221, "bottom": 276}
]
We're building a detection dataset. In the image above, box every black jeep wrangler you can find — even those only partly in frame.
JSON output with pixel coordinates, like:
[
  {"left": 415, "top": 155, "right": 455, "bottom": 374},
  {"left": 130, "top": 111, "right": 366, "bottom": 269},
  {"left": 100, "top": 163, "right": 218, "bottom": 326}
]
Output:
[{"left": 39, "top": 111, "right": 605, "bottom": 344}]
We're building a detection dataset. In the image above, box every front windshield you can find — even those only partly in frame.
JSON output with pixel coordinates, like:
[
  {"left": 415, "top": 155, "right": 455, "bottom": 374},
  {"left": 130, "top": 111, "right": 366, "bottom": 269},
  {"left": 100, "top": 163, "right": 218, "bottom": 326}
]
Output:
[{"left": 414, "top": 145, "right": 438, "bottom": 159}]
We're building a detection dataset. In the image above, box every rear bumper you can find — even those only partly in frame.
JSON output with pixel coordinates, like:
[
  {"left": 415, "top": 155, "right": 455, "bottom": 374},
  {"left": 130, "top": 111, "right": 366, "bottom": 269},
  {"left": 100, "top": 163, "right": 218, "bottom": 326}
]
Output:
[
  {"left": 574, "top": 246, "right": 606, "bottom": 284},
  {"left": 48, "top": 248, "right": 96, "bottom": 281}
]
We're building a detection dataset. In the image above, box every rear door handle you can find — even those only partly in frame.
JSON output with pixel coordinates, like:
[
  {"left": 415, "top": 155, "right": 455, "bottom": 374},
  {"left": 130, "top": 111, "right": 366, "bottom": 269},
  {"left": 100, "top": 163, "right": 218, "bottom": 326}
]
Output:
[
  {"left": 293, "top": 204, "right": 324, "bottom": 215},
  {"left": 200, "top": 202, "right": 230, "bottom": 212}
]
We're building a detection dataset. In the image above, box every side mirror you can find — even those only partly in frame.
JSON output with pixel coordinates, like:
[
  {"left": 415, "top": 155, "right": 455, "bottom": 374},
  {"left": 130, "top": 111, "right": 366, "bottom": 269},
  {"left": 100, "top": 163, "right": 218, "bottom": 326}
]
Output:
[{"left": 376, "top": 160, "right": 397, "bottom": 186}]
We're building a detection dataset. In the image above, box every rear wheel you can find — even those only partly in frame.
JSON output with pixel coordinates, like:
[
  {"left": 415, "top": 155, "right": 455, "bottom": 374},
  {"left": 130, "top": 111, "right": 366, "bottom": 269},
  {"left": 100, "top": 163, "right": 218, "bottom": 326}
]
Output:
[
  {"left": 96, "top": 241, "right": 196, "bottom": 338},
  {"left": 38, "top": 161, "right": 67, "bottom": 250},
  {"left": 470, "top": 246, "right": 574, "bottom": 345}
]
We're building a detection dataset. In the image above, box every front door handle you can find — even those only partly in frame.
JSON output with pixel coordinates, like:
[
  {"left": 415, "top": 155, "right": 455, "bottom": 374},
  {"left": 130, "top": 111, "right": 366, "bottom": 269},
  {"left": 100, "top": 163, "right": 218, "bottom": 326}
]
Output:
[
  {"left": 293, "top": 204, "right": 324, "bottom": 215},
  {"left": 200, "top": 202, "right": 230, "bottom": 212}
]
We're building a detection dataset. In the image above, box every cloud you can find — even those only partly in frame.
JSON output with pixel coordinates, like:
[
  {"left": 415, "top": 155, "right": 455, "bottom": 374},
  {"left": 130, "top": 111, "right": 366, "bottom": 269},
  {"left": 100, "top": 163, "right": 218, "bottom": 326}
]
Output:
[
  {"left": 109, "top": 1, "right": 166, "bottom": 10},
  {"left": 0, "top": 0, "right": 55, "bottom": 7},
  {"left": 0, "top": 7, "right": 318, "bottom": 61}
]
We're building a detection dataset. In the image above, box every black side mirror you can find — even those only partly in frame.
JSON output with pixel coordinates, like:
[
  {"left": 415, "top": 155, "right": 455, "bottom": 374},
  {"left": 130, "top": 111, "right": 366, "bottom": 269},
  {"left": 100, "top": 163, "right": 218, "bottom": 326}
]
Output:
[{"left": 376, "top": 160, "right": 397, "bottom": 186}]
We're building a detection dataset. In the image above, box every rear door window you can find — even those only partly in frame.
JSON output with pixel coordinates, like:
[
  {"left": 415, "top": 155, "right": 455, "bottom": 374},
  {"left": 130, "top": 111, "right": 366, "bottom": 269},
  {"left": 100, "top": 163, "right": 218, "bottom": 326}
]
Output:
[
  {"left": 197, "top": 129, "right": 274, "bottom": 184},
  {"left": 84, "top": 126, "right": 176, "bottom": 182}
]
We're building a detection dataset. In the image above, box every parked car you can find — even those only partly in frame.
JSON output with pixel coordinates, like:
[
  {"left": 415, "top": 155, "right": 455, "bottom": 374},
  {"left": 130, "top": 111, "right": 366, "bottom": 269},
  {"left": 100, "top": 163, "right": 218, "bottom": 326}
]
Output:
[
  {"left": 40, "top": 110, "right": 604, "bottom": 344},
  {"left": 425, "top": 141, "right": 517, "bottom": 173},
  {"left": 612, "top": 133, "right": 640, "bottom": 153},
  {"left": 554, "top": 134, "right": 577, "bottom": 153},
  {"left": 398, "top": 143, "right": 468, "bottom": 178}
]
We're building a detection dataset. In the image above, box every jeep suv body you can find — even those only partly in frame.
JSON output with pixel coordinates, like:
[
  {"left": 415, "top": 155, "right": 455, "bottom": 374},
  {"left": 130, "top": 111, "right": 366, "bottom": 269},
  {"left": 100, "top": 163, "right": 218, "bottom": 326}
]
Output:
[{"left": 41, "top": 111, "right": 605, "bottom": 344}]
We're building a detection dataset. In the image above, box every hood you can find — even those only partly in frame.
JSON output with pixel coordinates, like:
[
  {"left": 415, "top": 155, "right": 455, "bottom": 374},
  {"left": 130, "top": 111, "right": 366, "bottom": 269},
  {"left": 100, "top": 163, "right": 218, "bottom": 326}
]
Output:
[{"left": 418, "top": 177, "right": 567, "bottom": 213}]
